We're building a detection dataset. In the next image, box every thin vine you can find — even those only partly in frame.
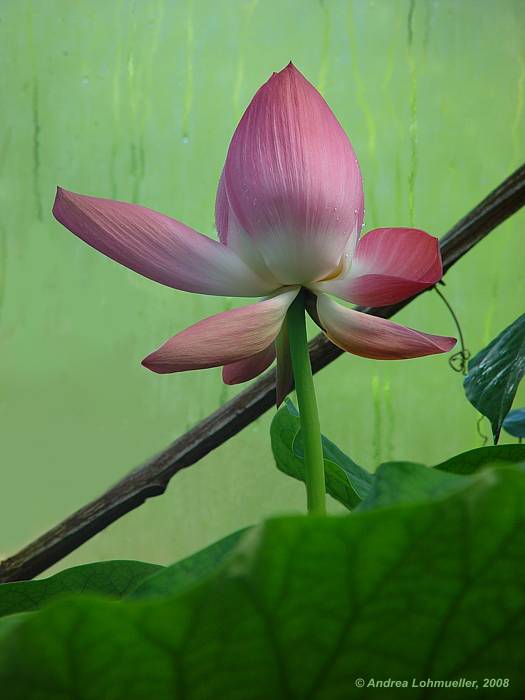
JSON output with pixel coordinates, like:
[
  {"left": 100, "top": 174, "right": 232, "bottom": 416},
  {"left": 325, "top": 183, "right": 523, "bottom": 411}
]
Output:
[{"left": 434, "top": 283, "right": 471, "bottom": 375}]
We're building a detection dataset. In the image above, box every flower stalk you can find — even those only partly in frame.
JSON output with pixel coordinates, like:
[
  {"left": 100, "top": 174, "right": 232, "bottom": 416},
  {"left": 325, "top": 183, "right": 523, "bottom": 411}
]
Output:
[{"left": 287, "top": 291, "right": 326, "bottom": 515}]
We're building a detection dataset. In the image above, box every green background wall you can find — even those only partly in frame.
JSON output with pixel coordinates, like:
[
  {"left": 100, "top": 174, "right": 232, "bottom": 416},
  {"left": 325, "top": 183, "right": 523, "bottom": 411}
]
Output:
[{"left": 1, "top": 0, "right": 524, "bottom": 572}]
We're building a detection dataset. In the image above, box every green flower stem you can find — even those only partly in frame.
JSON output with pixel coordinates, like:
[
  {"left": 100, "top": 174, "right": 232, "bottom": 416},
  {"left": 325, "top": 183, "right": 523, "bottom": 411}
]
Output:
[{"left": 287, "top": 291, "right": 326, "bottom": 516}]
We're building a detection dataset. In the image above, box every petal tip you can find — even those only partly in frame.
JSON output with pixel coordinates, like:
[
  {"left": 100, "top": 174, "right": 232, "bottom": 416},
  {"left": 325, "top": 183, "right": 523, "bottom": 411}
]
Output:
[
  {"left": 141, "top": 355, "right": 153, "bottom": 370},
  {"left": 54, "top": 185, "right": 70, "bottom": 201},
  {"left": 52, "top": 186, "right": 66, "bottom": 220},
  {"left": 141, "top": 354, "right": 165, "bottom": 374},
  {"left": 53, "top": 186, "right": 77, "bottom": 225},
  {"left": 221, "top": 369, "right": 236, "bottom": 386},
  {"left": 440, "top": 336, "right": 457, "bottom": 352},
  {"left": 269, "top": 61, "right": 304, "bottom": 86}
]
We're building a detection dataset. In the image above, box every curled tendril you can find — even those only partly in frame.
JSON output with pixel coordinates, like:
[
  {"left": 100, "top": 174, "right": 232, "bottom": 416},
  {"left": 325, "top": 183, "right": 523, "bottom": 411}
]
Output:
[
  {"left": 434, "top": 284, "right": 470, "bottom": 375},
  {"left": 476, "top": 415, "right": 489, "bottom": 446},
  {"left": 449, "top": 348, "right": 471, "bottom": 374}
]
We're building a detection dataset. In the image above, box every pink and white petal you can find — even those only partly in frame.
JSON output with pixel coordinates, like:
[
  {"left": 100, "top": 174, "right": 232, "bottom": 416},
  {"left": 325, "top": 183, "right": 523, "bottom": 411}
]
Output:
[
  {"left": 142, "top": 289, "right": 299, "bottom": 374},
  {"left": 317, "top": 294, "right": 456, "bottom": 360},
  {"left": 215, "top": 171, "right": 280, "bottom": 287},
  {"left": 222, "top": 344, "right": 275, "bottom": 385},
  {"left": 317, "top": 228, "right": 442, "bottom": 306},
  {"left": 53, "top": 187, "right": 276, "bottom": 297},
  {"left": 223, "top": 63, "right": 363, "bottom": 285}
]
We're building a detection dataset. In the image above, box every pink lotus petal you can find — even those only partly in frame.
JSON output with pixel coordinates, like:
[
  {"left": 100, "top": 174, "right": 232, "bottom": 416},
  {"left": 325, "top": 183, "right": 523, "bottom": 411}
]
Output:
[
  {"left": 222, "top": 63, "right": 363, "bottom": 285},
  {"left": 215, "top": 170, "right": 229, "bottom": 244},
  {"left": 222, "top": 345, "right": 275, "bottom": 385},
  {"left": 317, "top": 227, "right": 442, "bottom": 306},
  {"left": 215, "top": 170, "right": 279, "bottom": 286},
  {"left": 142, "top": 289, "right": 299, "bottom": 374},
  {"left": 317, "top": 294, "right": 456, "bottom": 360},
  {"left": 53, "top": 187, "right": 276, "bottom": 297}
]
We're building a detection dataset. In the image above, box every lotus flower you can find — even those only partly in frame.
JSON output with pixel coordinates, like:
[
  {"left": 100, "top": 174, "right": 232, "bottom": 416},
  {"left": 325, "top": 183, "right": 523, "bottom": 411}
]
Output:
[{"left": 53, "top": 63, "right": 455, "bottom": 404}]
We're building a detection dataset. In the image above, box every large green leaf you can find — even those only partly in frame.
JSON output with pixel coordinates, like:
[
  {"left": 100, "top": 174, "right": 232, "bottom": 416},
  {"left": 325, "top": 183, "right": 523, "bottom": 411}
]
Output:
[
  {"left": 2, "top": 467, "right": 525, "bottom": 699},
  {"left": 128, "top": 529, "right": 248, "bottom": 600},
  {"left": 359, "top": 448, "right": 525, "bottom": 510},
  {"left": 0, "top": 613, "right": 31, "bottom": 643},
  {"left": 0, "top": 560, "right": 162, "bottom": 618},
  {"left": 357, "top": 461, "right": 471, "bottom": 510},
  {"left": 464, "top": 314, "right": 525, "bottom": 443},
  {"left": 433, "top": 443, "right": 525, "bottom": 475},
  {"left": 271, "top": 399, "right": 373, "bottom": 509}
]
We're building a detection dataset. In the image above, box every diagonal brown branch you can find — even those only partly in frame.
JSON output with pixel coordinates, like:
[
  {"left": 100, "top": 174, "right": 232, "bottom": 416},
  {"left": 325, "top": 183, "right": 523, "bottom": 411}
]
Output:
[{"left": 1, "top": 164, "right": 525, "bottom": 583}]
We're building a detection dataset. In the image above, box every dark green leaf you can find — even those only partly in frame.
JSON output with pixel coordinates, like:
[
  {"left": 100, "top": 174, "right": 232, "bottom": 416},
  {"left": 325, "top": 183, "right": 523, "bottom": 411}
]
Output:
[
  {"left": 434, "top": 444, "right": 525, "bottom": 475},
  {"left": 359, "top": 449, "right": 525, "bottom": 510},
  {"left": 128, "top": 529, "right": 248, "bottom": 600},
  {"left": 0, "top": 560, "right": 162, "bottom": 618},
  {"left": 2, "top": 467, "right": 525, "bottom": 698},
  {"left": 464, "top": 313, "right": 525, "bottom": 443},
  {"left": 357, "top": 461, "right": 470, "bottom": 510},
  {"left": 271, "top": 399, "right": 373, "bottom": 509},
  {"left": 503, "top": 408, "right": 525, "bottom": 439}
]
